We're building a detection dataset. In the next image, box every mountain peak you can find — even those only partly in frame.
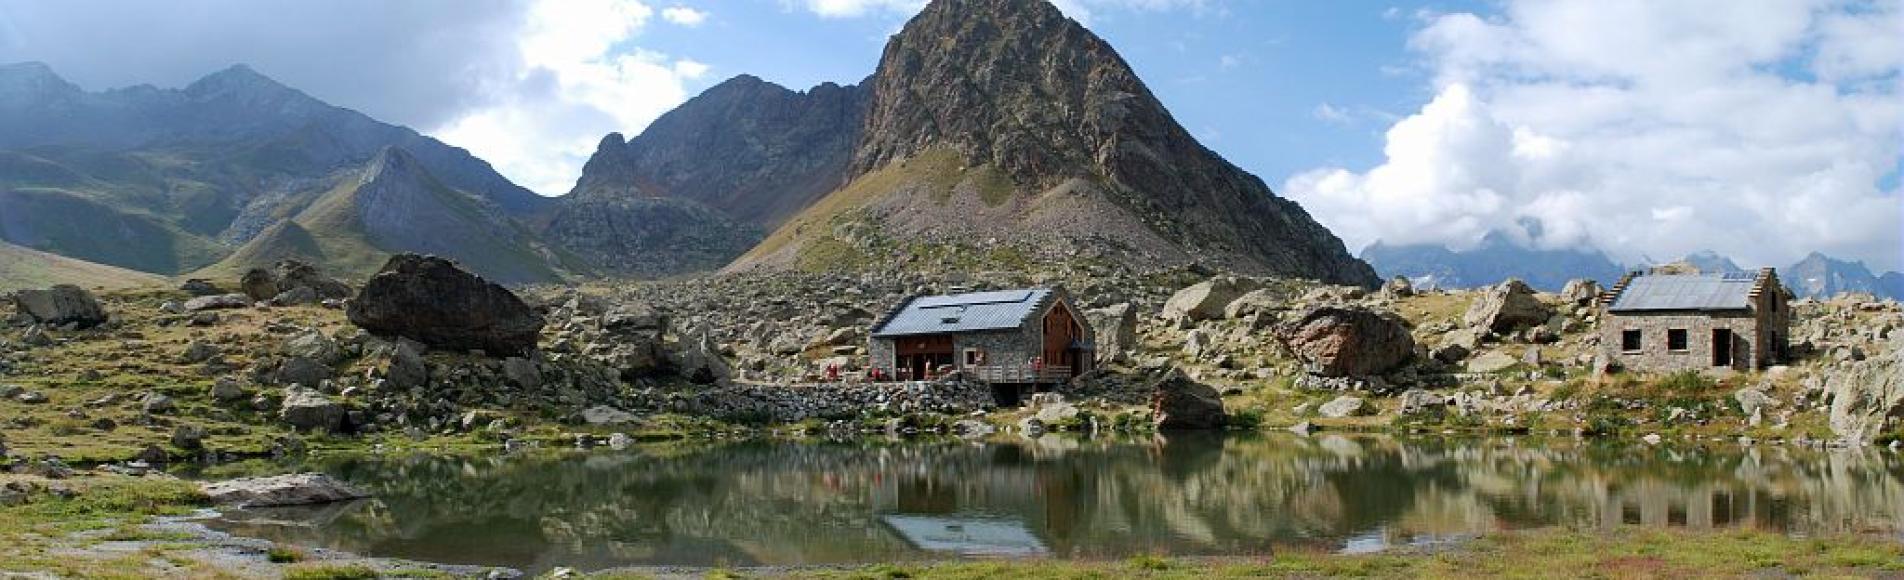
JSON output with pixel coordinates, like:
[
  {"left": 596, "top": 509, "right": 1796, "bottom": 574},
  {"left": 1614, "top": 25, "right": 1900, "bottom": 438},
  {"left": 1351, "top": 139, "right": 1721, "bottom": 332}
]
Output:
[
  {"left": 184, "top": 63, "right": 299, "bottom": 99},
  {"left": 0, "top": 61, "right": 81, "bottom": 102}
]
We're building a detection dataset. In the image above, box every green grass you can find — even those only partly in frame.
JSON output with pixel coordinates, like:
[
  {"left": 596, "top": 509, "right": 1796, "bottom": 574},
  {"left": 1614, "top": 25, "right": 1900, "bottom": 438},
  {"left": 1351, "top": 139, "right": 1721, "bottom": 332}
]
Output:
[{"left": 283, "top": 563, "right": 378, "bottom": 580}]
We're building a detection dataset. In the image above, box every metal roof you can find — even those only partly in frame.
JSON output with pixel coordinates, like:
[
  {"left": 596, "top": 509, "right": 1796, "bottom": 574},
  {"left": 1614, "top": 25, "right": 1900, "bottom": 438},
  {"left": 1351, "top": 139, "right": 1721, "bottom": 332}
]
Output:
[
  {"left": 1609, "top": 273, "right": 1757, "bottom": 312},
  {"left": 871, "top": 288, "right": 1051, "bottom": 337}
]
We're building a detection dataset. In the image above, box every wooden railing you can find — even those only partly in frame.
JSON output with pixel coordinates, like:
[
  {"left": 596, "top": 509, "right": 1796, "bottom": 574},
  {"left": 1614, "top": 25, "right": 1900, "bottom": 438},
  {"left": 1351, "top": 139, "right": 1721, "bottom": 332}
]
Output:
[{"left": 969, "top": 365, "right": 1072, "bottom": 384}]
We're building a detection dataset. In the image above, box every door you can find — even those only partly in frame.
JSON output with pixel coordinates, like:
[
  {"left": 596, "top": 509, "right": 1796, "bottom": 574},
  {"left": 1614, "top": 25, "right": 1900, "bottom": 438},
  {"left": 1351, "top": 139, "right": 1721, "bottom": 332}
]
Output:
[{"left": 1712, "top": 329, "right": 1733, "bottom": 367}]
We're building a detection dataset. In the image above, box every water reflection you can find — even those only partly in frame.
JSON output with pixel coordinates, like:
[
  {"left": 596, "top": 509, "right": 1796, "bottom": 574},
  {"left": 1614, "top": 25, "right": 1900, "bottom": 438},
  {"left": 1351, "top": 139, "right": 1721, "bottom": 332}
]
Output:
[{"left": 201, "top": 434, "right": 1904, "bottom": 572}]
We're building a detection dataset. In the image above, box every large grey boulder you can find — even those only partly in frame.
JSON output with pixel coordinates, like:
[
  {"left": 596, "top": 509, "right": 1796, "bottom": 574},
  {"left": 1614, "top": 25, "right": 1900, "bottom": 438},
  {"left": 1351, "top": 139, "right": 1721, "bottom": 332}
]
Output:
[
  {"left": 1149, "top": 370, "right": 1227, "bottom": 429},
  {"left": 1163, "top": 276, "right": 1258, "bottom": 322},
  {"left": 1083, "top": 303, "right": 1137, "bottom": 363},
  {"left": 1318, "top": 396, "right": 1369, "bottom": 418},
  {"left": 1463, "top": 279, "right": 1553, "bottom": 334},
  {"left": 671, "top": 326, "right": 732, "bottom": 385},
  {"left": 1826, "top": 341, "right": 1904, "bottom": 442},
  {"left": 201, "top": 473, "right": 367, "bottom": 508},
  {"left": 346, "top": 254, "right": 544, "bottom": 357},
  {"left": 1277, "top": 306, "right": 1415, "bottom": 378},
  {"left": 10, "top": 285, "right": 107, "bottom": 329},
  {"left": 280, "top": 387, "right": 346, "bottom": 433}
]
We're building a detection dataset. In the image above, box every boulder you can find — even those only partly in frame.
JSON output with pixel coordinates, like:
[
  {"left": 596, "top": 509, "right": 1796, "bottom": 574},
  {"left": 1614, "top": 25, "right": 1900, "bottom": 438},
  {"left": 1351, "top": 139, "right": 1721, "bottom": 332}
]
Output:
[
  {"left": 1466, "top": 351, "right": 1519, "bottom": 374},
  {"left": 1318, "top": 396, "right": 1369, "bottom": 418},
  {"left": 1825, "top": 341, "right": 1904, "bottom": 442},
  {"left": 179, "top": 279, "right": 224, "bottom": 297},
  {"left": 1222, "top": 289, "right": 1284, "bottom": 320},
  {"left": 179, "top": 340, "right": 220, "bottom": 364},
  {"left": 1381, "top": 276, "right": 1416, "bottom": 298},
  {"left": 382, "top": 339, "right": 429, "bottom": 389},
  {"left": 1149, "top": 370, "right": 1227, "bottom": 429},
  {"left": 184, "top": 294, "right": 250, "bottom": 312},
  {"left": 280, "top": 387, "right": 346, "bottom": 433},
  {"left": 141, "top": 392, "right": 175, "bottom": 414},
  {"left": 9, "top": 285, "right": 107, "bottom": 329},
  {"left": 1733, "top": 386, "right": 1779, "bottom": 418},
  {"left": 240, "top": 268, "right": 280, "bottom": 302},
  {"left": 171, "top": 424, "right": 206, "bottom": 449},
  {"left": 1183, "top": 329, "right": 1213, "bottom": 359},
  {"left": 274, "top": 260, "right": 352, "bottom": 300},
  {"left": 346, "top": 254, "right": 545, "bottom": 357},
  {"left": 1397, "top": 389, "right": 1444, "bottom": 416},
  {"left": 671, "top": 327, "right": 732, "bottom": 385},
  {"left": 1560, "top": 278, "right": 1604, "bottom": 307},
  {"left": 1083, "top": 303, "right": 1137, "bottom": 363},
  {"left": 201, "top": 473, "right": 367, "bottom": 508},
  {"left": 1463, "top": 279, "right": 1553, "bottom": 334},
  {"left": 1276, "top": 306, "right": 1415, "bottom": 378},
  {"left": 582, "top": 405, "right": 639, "bottom": 425},
  {"left": 284, "top": 330, "right": 342, "bottom": 365},
  {"left": 275, "top": 356, "right": 331, "bottom": 388},
  {"left": 209, "top": 377, "right": 246, "bottom": 402},
  {"left": 270, "top": 286, "right": 318, "bottom": 307},
  {"left": 1163, "top": 276, "right": 1258, "bottom": 322}
]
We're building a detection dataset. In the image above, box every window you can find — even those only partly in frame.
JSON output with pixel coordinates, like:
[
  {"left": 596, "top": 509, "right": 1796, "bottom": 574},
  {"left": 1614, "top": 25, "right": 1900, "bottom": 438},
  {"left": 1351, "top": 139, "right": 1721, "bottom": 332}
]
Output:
[
  {"left": 1621, "top": 330, "right": 1642, "bottom": 352},
  {"left": 1667, "top": 329, "right": 1689, "bottom": 351},
  {"left": 963, "top": 348, "right": 984, "bottom": 366}
]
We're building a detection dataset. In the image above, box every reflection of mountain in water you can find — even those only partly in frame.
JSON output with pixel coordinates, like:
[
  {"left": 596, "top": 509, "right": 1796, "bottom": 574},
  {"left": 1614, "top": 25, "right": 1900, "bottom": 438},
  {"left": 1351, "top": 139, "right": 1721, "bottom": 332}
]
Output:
[{"left": 203, "top": 435, "right": 1904, "bottom": 573}]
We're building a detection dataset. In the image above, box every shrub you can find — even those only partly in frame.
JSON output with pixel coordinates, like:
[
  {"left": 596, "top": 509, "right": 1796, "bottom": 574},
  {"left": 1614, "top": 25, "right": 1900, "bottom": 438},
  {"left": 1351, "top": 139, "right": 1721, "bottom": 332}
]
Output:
[
  {"left": 1656, "top": 371, "right": 1714, "bottom": 395},
  {"left": 267, "top": 546, "right": 306, "bottom": 563}
]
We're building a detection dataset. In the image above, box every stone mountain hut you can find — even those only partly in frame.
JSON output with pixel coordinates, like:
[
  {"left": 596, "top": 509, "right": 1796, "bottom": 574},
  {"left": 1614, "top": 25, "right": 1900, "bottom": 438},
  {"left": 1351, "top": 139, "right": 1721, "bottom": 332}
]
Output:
[
  {"left": 868, "top": 287, "right": 1093, "bottom": 404},
  {"left": 1598, "top": 269, "right": 1790, "bottom": 373}
]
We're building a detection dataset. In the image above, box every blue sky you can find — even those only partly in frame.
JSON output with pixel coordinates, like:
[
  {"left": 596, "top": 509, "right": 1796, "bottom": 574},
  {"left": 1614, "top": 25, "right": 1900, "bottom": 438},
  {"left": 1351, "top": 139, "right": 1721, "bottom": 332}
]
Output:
[{"left": 1, "top": 0, "right": 1898, "bottom": 271}]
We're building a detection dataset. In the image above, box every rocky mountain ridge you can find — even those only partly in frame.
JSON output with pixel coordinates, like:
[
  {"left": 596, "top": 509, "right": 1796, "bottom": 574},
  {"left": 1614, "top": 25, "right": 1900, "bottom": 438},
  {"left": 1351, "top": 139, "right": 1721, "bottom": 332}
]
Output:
[{"left": 566, "top": 0, "right": 1376, "bottom": 286}]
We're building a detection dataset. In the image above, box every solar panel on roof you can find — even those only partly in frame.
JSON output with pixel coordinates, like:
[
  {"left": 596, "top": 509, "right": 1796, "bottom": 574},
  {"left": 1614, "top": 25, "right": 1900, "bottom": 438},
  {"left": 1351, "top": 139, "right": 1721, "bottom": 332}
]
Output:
[
  {"left": 872, "top": 288, "right": 1053, "bottom": 337},
  {"left": 1609, "top": 274, "right": 1755, "bottom": 312}
]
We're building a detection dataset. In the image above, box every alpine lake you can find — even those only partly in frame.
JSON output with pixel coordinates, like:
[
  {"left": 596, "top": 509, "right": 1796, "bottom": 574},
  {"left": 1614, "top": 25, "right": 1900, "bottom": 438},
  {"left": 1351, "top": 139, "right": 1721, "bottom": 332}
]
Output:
[{"left": 192, "top": 434, "right": 1904, "bottom": 574}]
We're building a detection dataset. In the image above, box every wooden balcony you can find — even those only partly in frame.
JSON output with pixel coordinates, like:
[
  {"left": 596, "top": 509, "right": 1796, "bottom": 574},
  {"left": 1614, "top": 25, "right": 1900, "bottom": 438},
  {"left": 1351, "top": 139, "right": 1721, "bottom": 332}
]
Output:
[{"left": 968, "top": 365, "right": 1073, "bottom": 384}]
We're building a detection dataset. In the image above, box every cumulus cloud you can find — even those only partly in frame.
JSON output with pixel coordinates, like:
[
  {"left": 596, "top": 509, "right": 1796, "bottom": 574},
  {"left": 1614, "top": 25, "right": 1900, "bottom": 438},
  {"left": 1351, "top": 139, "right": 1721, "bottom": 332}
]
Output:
[
  {"left": 661, "top": 6, "right": 709, "bottom": 26},
  {"left": 0, "top": 0, "right": 710, "bottom": 195},
  {"left": 1284, "top": 0, "right": 1904, "bottom": 271},
  {"left": 434, "top": 0, "right": 708, "bottom": 194}
]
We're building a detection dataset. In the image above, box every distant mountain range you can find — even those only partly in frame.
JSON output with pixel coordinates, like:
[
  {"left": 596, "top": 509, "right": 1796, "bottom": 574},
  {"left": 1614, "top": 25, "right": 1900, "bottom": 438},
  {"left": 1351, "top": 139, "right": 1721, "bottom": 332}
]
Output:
[
  {"left": 1365, "top": 236, "right": 1903, "bottom": 301},
  {"left": 1361, "top": 232, "right": 1624, "bottom": 292},
  {"left": 0, "top": 0, "right": 1376, "bottom": 287},
  {"left": 0, "top": 61, "right": 566, "bottom": 283}
]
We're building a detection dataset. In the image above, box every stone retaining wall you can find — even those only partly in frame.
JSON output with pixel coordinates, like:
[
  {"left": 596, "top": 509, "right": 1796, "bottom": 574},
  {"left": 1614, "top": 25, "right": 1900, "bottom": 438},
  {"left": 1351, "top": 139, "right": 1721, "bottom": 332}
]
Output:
[{"left": 663, "top": 380, "right": 994, "bottom": 423}]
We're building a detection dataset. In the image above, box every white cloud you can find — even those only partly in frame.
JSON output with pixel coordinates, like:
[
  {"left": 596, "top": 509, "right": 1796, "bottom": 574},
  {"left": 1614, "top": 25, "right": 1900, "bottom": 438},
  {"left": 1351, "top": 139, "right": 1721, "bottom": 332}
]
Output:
[
  {"left": 661, "top": 5, "right": 708, "bottom": 26},
  {"left": 431, "top": 0, "right": 707, "bottom": 194},
  {"left": 1283, "top": 0, "right": 1904, "bottom": 272},
  {"left": 1312, "top": 102, "right": 1352, "bottom": 124}
]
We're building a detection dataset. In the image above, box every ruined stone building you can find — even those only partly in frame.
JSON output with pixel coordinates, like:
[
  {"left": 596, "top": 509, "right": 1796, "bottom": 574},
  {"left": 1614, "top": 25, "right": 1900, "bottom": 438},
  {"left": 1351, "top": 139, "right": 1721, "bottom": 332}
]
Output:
[{"left": 1599, "top": 269, "right": 1790, "bottom": 373}]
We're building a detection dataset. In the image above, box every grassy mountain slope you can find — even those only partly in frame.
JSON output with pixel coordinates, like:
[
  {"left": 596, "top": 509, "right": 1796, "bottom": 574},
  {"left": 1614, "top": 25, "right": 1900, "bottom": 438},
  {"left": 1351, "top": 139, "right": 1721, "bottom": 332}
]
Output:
[
  {"left": 203, "top": 148, "right": 580, "bottom": 284},
  {"left": 0, "top": 240, "right": 165, "bottom": 292}
]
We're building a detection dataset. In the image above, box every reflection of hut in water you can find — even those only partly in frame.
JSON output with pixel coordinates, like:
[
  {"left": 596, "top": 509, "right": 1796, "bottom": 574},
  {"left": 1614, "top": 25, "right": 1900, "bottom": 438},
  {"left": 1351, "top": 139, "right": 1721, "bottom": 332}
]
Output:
[{"left": 878, "top": 514, "right": 1049, "bottom": 556}]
